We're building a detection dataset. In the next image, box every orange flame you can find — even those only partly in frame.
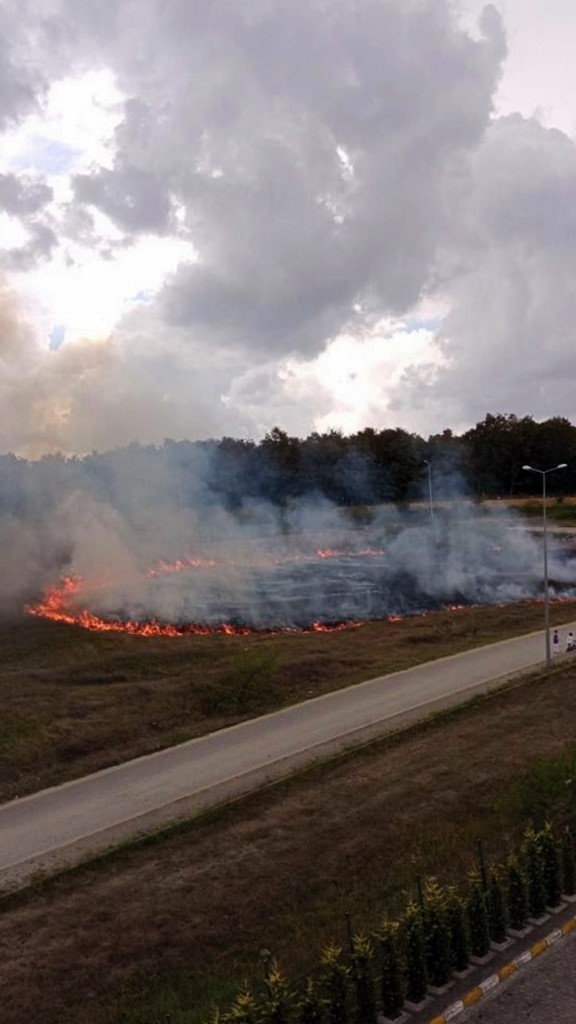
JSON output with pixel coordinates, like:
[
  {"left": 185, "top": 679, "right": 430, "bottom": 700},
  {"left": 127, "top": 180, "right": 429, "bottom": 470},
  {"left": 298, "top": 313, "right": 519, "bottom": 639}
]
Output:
[{"left": 25, "top": 574, "right": 362, "bottom": 637}]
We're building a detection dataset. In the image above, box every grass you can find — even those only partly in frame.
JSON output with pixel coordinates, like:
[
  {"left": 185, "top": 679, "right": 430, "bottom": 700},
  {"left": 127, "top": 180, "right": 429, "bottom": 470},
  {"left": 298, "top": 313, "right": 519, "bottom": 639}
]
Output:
[
  {"left": 2, "top": 599, "right": 576, "bottom": 803},
  {"left": 3, "top": 656, "right": 576, "bottom": 1023}
]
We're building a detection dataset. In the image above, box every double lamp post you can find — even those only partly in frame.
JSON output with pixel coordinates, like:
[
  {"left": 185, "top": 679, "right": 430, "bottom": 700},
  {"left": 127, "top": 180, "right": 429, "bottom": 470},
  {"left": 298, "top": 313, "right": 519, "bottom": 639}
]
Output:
[{"left": 522, "top": 462, "right": 567, "bottom": 668}]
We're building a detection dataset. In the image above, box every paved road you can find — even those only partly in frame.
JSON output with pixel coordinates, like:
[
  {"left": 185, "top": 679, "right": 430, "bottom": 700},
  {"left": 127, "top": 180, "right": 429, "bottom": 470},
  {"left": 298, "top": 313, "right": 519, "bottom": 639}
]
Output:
[
  {"left": 1, "top": 622, "right": 576, "bottom": 890},
  {"left": 466, "top": 930, "right": 576, "bottom": 1023}
]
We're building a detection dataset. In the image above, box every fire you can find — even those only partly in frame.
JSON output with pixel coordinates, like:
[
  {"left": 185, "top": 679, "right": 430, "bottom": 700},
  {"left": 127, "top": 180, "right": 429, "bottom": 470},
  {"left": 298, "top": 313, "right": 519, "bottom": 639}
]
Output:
[
  {"left": 145, "top": 547, "right": 386, "bottom": 576},
  {"left": 25, "top": 574, "right": 362, "bottom": 636}
]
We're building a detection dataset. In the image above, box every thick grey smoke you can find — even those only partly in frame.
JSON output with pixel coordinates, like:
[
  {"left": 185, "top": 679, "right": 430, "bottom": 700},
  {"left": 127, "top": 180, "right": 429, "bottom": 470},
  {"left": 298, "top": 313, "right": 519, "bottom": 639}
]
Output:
[{"left": 11, "top": 468, "right": 576, "bottom": 629}]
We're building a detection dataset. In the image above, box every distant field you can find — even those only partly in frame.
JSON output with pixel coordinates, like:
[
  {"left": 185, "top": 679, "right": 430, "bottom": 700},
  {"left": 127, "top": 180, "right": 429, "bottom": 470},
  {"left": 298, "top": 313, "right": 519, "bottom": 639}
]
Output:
[{"left": 2, "top": 598, "right": 576, "bottom": 804}]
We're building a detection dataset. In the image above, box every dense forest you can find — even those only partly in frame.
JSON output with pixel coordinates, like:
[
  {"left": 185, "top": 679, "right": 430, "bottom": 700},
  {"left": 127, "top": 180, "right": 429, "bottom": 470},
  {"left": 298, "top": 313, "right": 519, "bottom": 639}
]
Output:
[{"left": 1, "top": 413, "right": 576, "bottom": 520}]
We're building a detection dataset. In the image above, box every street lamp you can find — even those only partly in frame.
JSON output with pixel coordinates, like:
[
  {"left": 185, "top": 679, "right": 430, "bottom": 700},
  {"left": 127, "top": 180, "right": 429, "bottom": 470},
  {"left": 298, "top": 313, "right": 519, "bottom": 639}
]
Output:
[
  {"left": 522, "top": 463, "right": 567, "bottom": 667},
  {"left": 422, "top": 460, "right": 433, "bottom": 519}
]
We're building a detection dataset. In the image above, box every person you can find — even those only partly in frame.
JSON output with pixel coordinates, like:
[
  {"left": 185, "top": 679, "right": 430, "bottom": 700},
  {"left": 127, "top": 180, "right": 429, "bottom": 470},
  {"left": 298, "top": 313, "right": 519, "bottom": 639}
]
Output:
[
  {"left": 553, "top": 629, "right": 560, "bottom": 655},
  {"left": 566, "top": 631, "right": 575, "bottom": 653}
]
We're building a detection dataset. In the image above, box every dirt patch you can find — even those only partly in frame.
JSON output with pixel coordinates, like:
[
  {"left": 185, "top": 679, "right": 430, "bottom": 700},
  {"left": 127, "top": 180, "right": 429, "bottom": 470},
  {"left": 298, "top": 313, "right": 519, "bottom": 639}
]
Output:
[
  {"left": 2, "top": 659, "right": 576, "bottom": 1024},
  {"left": 2, "top": 601, "right": 576, "bottom": 803}
]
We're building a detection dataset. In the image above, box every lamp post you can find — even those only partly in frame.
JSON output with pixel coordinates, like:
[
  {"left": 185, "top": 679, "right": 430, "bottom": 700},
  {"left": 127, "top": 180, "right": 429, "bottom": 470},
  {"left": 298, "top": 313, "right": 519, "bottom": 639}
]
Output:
[
  {"left": 522, "top": 463, "right": 567, "bottom": 667},
  {"left": 422, "top": 460, "right": 433, "bottom": 519}
]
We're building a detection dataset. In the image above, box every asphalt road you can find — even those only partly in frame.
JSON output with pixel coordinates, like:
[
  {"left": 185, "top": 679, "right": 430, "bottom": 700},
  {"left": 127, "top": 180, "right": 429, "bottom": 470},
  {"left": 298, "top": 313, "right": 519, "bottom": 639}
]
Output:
[
  {"left": 468, "top": 930, "right": 576, "bottom": 1023},
  {"left": 2, "top": 621, "right": 576, "bottom": 890}
]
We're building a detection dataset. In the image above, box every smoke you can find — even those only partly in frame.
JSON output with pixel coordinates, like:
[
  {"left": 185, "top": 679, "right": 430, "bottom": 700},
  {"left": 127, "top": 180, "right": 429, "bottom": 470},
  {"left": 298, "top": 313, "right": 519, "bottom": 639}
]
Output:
[{"left": 9, "top": 452, "right": 576, "bottom": 629}]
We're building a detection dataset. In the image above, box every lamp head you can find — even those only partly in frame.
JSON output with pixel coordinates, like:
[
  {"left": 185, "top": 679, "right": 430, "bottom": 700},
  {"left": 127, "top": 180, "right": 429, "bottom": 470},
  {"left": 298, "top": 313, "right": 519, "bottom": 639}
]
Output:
[
  {"left": 557, "top": 463, "right": 568, "bottom": 469},
  {"left": 522, "top": 465, "right": 533, "bottom": 471}
]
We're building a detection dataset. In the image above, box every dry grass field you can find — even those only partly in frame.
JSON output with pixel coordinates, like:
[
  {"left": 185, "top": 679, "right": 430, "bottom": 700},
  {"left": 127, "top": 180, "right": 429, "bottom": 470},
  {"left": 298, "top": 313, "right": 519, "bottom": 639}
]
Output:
[
  {"left": 2, "top": 598, "right": 576, "bottom": 803},
  {"left": 2, "top": 651, "right": 576, "bottom": 1024}
]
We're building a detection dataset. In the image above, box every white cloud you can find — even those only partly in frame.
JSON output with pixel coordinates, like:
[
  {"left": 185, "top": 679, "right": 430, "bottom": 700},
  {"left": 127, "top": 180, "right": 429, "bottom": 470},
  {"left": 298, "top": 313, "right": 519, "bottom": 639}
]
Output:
[{"left": 0, "top": 1, "right": 574, "bottom": 454}]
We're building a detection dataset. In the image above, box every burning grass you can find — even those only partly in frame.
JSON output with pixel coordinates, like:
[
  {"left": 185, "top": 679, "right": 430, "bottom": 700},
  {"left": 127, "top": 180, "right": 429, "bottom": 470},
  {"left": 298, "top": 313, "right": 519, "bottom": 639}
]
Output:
[
  {"left": 2, "top": 598, "right": 576, "bottom": 804},
  {"left": 2, "top": 655, "right": 576, "bottom": 1024}
]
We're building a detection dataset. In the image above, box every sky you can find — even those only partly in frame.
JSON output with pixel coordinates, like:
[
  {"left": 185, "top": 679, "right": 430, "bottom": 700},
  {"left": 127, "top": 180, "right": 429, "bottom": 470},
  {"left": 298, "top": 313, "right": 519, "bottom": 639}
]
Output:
[{"left": 0, "top": 0, "right": 575, "bottom": 457}]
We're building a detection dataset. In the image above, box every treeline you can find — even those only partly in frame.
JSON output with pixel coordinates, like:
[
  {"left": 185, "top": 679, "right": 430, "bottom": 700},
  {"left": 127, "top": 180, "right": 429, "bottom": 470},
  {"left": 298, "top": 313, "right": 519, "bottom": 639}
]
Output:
[{"left": 1, "top": 413, "right": 576, "bottom": 520}]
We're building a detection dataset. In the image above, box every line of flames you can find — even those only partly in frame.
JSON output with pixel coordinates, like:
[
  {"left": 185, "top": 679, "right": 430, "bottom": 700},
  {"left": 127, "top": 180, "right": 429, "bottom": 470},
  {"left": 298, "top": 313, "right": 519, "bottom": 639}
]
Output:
[
  {"left": 25, "top": 552, "right": 576, "bottom": 640},
  {"left": 25, "top": 575, "right": 364, "bottom": 636},
  {"left": 145, "top": 547, "right": 385, "bottom": 577},
  {"left": 26, "top": 548, "right": 389, "bottom": 637}
]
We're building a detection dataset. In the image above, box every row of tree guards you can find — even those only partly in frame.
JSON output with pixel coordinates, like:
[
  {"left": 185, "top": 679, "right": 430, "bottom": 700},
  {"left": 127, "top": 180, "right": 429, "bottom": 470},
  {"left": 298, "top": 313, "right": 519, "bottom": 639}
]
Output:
[{"left": 207, "top": 824, "right": 576, "bottom": 1024}]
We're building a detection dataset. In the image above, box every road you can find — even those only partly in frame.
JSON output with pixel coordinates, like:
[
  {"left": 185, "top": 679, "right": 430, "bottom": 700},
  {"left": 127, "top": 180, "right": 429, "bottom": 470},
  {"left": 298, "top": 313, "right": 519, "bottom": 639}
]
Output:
[
  {"left": 1, "top": 622, "right": 576, "bottom": 890},
  {"left": 465, "top": 930, "right": 576, "bottom": 1023}
]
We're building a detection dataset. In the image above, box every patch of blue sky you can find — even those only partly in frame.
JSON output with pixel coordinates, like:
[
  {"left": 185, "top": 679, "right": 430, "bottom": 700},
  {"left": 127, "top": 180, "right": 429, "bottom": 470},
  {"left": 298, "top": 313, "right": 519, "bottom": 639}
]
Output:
[
  {"left": 12, "top": 137, "right": 80, "bottom": 176},
  {"left": 402, "top": 315, "right": 443, "bottom": 333},
  {"left": 48, "top": 324, "right": 66, "bottom": 350}
]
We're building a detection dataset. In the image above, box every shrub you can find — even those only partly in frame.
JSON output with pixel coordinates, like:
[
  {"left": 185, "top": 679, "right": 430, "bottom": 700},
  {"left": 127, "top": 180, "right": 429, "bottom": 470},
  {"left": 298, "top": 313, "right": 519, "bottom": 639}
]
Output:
[
  {"left": 374, "top": 918, "right": 405, "bottom": 1020},
  {"left": 350, "top": 935, "right": 377, "bottom": 1024},
  {"left": 321, "top": 945, "right": 350, "bottom": 1024},
  {"left": 467, "top": 876, "right": 490, "bottom": 958},
  {"left": 561, "top": 827, "right": 576, "bottom": 896},
  {"left": 523, "top": 827, "right": 547, "bottom": 918},
  {"left": 403, "top": 901, "right": 428, "bottom": 1005},
  {"left": 299, "top": 979, "right": 323, "bottom": 1024},
  {"left": 537, "top": 824, "right": 562, "bottom": 908},
  {"left": 422, "top": 880, "right": 451, "bottom": 988},
  {"left": 487, "top": 870, "right": 508, "bottom": 944},
  {"left": 227, "top": 986, "right": 259, "bottom": 1024},
  {"left": 506, "top": 856, "right": 528, "bottom": 931},
  {"left": 261, "top": 960, "right": 291, "bottom": 1024},
  {"left": 445, "top": 887, "right": 470, "bottom": 973}
]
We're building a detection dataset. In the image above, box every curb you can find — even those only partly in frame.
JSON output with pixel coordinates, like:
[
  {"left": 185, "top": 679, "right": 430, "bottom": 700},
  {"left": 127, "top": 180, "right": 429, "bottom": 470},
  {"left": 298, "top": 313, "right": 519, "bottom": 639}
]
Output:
[{"left": 427, "top": 916, "right": 576, "bottom": 1023}]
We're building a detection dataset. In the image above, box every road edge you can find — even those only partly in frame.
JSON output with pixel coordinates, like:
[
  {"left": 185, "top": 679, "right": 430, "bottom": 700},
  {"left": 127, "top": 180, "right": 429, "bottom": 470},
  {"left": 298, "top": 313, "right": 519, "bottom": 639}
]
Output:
[{"left": 427, "top": 915, "right": 576, "bottom": 1024}]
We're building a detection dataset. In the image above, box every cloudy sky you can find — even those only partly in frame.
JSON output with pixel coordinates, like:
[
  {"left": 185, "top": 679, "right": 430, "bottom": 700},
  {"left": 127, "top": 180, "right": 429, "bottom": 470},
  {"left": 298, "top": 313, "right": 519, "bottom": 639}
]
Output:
[{"left": 0, "top": 0, "right": 574, "bottom": 456}]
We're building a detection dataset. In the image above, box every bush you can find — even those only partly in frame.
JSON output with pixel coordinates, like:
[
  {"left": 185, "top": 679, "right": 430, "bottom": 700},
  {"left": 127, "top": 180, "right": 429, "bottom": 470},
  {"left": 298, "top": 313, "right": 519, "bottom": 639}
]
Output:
[
  {"left": 467, "top": 876, "right": 490, "bottom": 958},
  {"left": 261, "top": 960, "right": 291, "bottom": 1024},
  {"left": 403, "top": 902, "right": 428, "bottom": 1005},
  {"left": 445, "top": 887, "right": 470, "bottom": 973},
  {"left": 506, "top": 856, "right": 528, "bottom": 931},
  {"left": 487, "top": 871, "right": 508, "bottom": 944},
  {"left": 374, "top": 918, "right": 405, "bottom": 1020},
  {"left": 523, "top": 827, "right": 547, "bottom": 918},
  {"left": 350, "top": 935, "right": 377, "bottom": 1024},
  {"left": 226, "top": 986, "right": 259, "bottom": 1024},
  {"left": 321, "top": 945, "right": 350, "bottom": 1024},
  {"left": 537, "top": 824, "right": 562, "bottom": 908},
  {"left": 422, "top": 880, "right": 451, "bottom": 988},
  {"left": 298, "top": 979, "right": 323, "bottom": 1024},
  {"left": 561, "top": 827, "right": 576, "bottom": 896}
]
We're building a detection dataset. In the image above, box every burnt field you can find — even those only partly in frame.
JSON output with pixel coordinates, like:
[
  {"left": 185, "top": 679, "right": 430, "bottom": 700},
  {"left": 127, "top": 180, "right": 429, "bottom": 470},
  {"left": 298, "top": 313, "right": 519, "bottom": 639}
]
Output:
[{"left": 26, "top": 518, "right": 576, "bottom": 634}]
